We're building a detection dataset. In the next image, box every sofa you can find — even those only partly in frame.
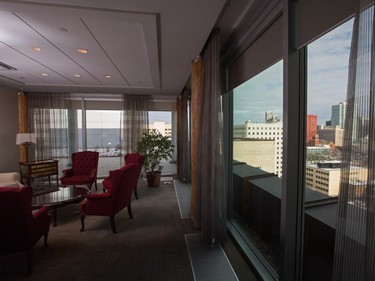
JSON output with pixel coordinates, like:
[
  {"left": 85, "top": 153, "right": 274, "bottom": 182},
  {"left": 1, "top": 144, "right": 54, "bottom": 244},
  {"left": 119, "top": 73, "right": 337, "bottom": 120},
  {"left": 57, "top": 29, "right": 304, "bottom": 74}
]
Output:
[{"left": 0, "top": 172, "right": 24, "bottom": 187}]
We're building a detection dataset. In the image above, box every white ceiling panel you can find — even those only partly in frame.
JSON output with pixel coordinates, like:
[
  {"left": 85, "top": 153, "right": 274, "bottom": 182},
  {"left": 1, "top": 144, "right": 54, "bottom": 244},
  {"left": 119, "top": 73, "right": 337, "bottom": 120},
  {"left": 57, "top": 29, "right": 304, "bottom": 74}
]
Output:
[{"left": 0, "top": 0, "right": 227, "bottom": 98}]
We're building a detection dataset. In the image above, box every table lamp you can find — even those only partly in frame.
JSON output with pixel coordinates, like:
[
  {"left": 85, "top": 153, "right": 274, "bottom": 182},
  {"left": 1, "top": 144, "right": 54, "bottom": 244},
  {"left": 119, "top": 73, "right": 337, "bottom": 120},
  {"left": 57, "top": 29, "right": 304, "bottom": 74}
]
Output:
[{"left": 16, "top": 133, "right": 36, "bottom": 163}]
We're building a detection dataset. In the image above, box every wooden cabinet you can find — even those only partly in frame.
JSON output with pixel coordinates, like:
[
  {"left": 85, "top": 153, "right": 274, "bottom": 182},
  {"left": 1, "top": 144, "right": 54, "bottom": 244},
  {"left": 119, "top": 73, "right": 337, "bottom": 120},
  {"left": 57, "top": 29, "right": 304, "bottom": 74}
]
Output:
[{"left": 20, "top": 159, "right": 59, "bottom": 189}]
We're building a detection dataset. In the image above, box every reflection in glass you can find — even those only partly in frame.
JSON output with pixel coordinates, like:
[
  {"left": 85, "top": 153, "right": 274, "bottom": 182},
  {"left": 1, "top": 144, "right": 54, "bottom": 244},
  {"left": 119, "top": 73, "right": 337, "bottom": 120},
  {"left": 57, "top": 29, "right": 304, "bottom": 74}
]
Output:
[{"left": 232, "top": 60, "right": 283, "bottom": 273}]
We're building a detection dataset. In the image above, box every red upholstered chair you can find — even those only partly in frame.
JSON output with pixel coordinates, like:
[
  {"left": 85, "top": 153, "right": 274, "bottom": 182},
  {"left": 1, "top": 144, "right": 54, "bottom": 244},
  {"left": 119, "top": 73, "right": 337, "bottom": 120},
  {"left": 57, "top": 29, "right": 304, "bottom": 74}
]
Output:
[
  {"left": 0, "top": 186, "right": 50, "bottom": 275},
  {"left": 60, "top": 151, "right": 99, "bottom": 191},
  {"left": 124, "top": 153, "right": 145, "bottom": 199},
  {"left": 79, "top": 163, "right": 138, "bottom": 233},
  {"left": 102, "top": 153, "right": 144, "bottom": 199}
]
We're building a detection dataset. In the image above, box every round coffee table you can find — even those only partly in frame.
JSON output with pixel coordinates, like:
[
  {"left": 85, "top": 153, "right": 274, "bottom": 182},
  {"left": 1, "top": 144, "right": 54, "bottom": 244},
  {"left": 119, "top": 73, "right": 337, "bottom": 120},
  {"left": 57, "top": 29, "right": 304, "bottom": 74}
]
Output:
[{"left": 32, "top": 186, "right": 89, "bottom": 226}]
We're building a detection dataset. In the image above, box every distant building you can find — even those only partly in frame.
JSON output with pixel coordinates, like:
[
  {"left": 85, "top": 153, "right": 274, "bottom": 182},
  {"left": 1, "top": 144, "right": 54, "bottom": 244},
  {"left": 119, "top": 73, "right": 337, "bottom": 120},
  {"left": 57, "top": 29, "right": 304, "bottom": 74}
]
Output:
[
  {"left": 306, "top": 145, "right": 332, "bottom": 163},
  {"left": 233, "top": 117, "right": 283, "bottom": 177},
  {"left": 149, "top": 121, "right": 172, "bottom": 137},
  {"left": 306, "top": 115, "right": 318, "bottom": 145},
  {"left": 305, "top": 161, "right": 368, "bottom": 196},
  {"left": 318, "top": 126, "right": 344, "bottom": 146},
  {"left": 265, "top": 111, "right": 280, "bottom": 123},
  {"left": 331, "top": 102, "right": 346, "bottom": 129}
]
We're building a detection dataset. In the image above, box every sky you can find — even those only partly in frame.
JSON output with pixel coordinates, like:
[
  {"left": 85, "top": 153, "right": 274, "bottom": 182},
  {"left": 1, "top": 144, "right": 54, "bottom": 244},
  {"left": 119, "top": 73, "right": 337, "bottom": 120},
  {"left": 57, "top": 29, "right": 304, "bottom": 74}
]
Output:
[
  {"left": 80, "top": 110, "right": 172, "bottom": 128},
  {"left": 233, "top": 18, "right": 354, "bottom": 126}
]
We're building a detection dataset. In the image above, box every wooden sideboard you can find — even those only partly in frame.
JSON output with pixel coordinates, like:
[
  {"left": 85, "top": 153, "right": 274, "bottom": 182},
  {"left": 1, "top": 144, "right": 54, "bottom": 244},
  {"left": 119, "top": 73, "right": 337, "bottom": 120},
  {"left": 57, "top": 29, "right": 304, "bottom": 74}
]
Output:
[{"left": 20, "top": 159, "right": 59, "bottom": 189}]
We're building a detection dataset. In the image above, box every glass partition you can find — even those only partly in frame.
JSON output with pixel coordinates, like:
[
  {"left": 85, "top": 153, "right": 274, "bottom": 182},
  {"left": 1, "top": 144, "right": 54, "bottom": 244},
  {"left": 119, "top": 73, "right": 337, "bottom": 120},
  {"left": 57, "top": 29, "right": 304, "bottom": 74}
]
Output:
[{"left": 231, "top": 60, "right": 283, "bottom": 274}]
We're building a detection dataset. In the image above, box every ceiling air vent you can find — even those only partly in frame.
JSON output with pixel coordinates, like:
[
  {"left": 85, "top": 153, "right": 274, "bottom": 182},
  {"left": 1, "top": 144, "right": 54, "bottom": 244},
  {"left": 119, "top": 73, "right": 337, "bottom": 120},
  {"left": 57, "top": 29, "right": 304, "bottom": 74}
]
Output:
[{"left": 0, "top": 62, "right": 17, "bottom": 71}]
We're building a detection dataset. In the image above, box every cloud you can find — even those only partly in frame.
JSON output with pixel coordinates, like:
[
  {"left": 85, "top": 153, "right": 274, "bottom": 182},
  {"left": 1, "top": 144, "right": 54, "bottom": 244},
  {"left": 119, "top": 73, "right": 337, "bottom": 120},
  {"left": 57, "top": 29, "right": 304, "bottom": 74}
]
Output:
[{"left": 233, "top": 61, "right": 283, "bottom": 124}]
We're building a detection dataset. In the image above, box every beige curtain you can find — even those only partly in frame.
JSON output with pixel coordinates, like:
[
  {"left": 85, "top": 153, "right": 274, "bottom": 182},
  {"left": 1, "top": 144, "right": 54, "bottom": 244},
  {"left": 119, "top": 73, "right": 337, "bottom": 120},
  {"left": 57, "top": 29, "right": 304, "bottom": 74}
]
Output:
[
  {"left": 121, "top": 95, "right": 149, "bottom": 158},
  {"left": 332, "top": 1, "right": 375, "bottom": 280},
  {"left": 27, "top": 92, "right": 72, "bottom": 170},
  {"left": 191, "top": 29, "right": 227, "bottom": 243}
]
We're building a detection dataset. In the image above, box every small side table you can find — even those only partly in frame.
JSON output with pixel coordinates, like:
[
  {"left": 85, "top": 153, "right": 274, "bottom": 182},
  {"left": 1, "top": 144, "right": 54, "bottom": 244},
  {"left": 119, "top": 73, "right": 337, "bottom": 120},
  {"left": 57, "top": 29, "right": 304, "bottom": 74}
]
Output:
[{"left": 20, "top": 159, "right": 59, "bottom": 189}]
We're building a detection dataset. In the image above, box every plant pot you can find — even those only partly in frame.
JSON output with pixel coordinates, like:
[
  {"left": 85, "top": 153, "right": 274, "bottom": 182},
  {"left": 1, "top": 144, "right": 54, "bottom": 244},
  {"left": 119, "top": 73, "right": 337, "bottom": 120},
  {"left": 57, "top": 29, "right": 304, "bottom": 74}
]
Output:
[{"left": 146, "top": 171, "right": 161, "bottom": 187}]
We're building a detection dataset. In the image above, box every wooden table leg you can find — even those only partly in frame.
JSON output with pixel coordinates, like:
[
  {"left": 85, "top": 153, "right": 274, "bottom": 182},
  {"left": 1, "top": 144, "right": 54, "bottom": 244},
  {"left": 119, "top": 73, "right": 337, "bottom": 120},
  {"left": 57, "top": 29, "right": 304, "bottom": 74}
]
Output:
[{"left": 51, "top": 209, "right": 58, "bottom": 227}]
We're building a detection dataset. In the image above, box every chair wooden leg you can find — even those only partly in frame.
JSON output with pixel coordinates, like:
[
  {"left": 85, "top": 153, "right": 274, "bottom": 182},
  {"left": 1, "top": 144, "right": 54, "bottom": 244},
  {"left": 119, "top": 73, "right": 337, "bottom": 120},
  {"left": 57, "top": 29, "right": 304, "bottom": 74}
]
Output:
[
  {"left": 127, "top": 202, "right": 133, "bottom": 218},
  {"left": 110, "top": 216, "right": 117, "bottom": 233},
  {"left": 80, "top": 214, "right": 85, "bottom": 232},
  {"left": 94, "top": 181, "right": 97, "bottom": 191}
]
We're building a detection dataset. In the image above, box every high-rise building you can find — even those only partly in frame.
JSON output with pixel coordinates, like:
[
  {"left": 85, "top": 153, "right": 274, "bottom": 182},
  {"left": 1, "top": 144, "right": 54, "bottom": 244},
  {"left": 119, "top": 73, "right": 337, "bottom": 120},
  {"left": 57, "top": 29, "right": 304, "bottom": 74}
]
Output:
[
  {"left": 331, "top": 102, "right": 346, "bottom": 128},
  {"left": 306, "top": 115, "right": 318, "bottom": 145}
]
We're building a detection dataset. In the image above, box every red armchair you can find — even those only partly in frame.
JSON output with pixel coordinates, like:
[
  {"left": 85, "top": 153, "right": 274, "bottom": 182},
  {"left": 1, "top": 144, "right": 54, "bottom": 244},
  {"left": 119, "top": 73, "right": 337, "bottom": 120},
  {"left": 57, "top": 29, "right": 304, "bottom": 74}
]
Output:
[
  {"left": 0, "top": 186, "right": 50, "bottom": 275},
  {"left": 124, "top": 153, "right": 145, "bottom": 199},
  {"left": 102, "top": 153, "right": 145, "bottom": 199},
  {"left": 60, "top": 151, "right": 99, "bottom": 191},
  {"left": 79, "top": 163, "right": 139, "bottom": 233}
]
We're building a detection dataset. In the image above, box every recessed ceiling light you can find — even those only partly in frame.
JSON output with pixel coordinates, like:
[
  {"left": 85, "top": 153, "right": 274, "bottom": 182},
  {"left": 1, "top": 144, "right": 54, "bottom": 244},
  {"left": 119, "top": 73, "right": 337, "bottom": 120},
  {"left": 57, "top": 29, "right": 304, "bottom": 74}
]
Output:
[
  {"left": 59, "top": 27, "right": 68, "bottom": 32},
  {"left": 78, "top": 49, "right": 88, "bottom": 54},
  {"left": 41, "top": 73, "right": 48, "bottom": 76},
  {"left": 105, "top": 75, "right": 112, "bottom": 79},
  {"left": 32, "top": 46, "right": 42, "bottom": 52},
  {"left": 74, "top": 74, "right": 81, "bottom": 77}
]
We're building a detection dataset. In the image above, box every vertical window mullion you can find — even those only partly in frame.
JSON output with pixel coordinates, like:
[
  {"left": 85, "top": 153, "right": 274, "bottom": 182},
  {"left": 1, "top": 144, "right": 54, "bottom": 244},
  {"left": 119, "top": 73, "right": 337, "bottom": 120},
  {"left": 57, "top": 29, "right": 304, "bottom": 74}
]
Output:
[
  {"left": 81, "top": 98, "right": 87, "bottom": 151},
  {"left": 280, "top": 1, "right": 306, "bottom": 281}
]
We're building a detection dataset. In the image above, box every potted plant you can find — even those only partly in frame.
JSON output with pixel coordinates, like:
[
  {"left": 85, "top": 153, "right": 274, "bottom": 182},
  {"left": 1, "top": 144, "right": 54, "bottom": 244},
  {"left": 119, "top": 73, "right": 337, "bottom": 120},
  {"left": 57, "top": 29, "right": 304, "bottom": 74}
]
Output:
[{"left": 137, "top": 129, "right": 174, "bottom": 187}]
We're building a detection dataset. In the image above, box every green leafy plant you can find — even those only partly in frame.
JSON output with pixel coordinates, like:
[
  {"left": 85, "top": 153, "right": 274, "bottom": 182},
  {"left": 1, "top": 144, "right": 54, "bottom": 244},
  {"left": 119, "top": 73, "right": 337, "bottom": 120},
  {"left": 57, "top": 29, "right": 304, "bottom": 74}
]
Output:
[{"left": 137, "top": 129, "right": 174, "bottom": 174}]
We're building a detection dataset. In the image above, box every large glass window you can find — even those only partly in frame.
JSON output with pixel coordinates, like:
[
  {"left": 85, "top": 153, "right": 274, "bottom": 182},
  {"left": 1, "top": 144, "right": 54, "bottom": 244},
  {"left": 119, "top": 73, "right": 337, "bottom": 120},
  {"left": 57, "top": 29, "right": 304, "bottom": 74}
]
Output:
[
  {"left": 231, "top": 60, "right": 283, "bottom": 274},
  {"left": 78, "top": 110, "right": 122, "bottom": 178},
  {"left": 148, "top": 110, "right": 175, "bottom": 175},
  {"left": 303, "top": 19, "right": 354, "bottom": 281},
  {"left": 148, "top": 111, "right": 172, "bottom": 137}
]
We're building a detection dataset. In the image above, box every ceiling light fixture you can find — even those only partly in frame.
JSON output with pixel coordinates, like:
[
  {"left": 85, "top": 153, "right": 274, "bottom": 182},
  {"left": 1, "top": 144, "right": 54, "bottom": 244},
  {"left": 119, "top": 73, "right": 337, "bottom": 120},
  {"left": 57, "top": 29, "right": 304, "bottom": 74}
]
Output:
[
  {"left": 74, "top": 74, "right": 81, "bottom": 77},
  {"left": 32, "top": 46, "right": 42, "bottom": 52},
  {"left": 78, "top": 49, "right": 88, "bottom": 54},
  {"left": 41, "top": 73, "right": 48, "bottom": 76},
  {"left": 105, "top": 75, "right": 112, "bottom": 78},
  {"left": 59, "top": 27, "right": 68, "bottom": 32}
]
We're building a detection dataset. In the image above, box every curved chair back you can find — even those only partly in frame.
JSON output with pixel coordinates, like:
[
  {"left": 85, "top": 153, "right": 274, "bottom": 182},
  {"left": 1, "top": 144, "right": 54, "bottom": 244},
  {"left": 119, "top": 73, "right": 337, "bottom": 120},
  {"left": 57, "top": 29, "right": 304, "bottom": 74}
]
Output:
[
  {"left": 72, "top": 151, "right": 99, "bottom": 176},
  {"left": 124, "top": 153, "right": 145, "bottom": 199}
]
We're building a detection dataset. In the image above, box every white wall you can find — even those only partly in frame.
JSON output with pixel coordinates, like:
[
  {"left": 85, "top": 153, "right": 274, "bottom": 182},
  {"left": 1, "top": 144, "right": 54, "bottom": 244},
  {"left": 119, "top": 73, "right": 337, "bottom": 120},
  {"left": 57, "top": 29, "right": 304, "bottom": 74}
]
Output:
[{"left": 0, "top": 87, "right": 20, "bottom": 172}]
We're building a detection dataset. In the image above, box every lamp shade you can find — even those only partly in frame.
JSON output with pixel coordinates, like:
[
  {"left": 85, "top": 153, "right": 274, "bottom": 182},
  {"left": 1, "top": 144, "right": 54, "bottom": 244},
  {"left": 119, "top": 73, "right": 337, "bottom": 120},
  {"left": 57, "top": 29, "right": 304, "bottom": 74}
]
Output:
[{"left": 16, "top": 133, "right": 36, "bottom": 145}]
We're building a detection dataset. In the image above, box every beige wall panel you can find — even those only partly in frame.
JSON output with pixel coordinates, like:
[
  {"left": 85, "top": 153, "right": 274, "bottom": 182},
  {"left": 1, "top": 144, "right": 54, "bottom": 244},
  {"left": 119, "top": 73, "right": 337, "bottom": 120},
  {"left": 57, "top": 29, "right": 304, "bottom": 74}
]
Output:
[{"left": 0, "top": 87, "right": 21, "bottom": 171}]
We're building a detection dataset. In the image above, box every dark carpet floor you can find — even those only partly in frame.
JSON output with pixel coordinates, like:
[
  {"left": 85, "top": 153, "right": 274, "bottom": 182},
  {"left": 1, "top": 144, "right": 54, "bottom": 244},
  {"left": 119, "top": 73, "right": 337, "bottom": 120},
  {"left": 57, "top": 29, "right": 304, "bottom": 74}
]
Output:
[{"left": 0, "top": 179, "right": 199, "bottom": 281}]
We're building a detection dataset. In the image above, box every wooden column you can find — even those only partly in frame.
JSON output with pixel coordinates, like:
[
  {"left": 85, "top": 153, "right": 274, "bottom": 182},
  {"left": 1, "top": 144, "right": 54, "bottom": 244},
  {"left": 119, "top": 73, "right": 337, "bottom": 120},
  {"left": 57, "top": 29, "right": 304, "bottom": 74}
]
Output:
[
  {"left": 191, "top": 56, "right": 204, "bottom": 228},
  {"left": 18, "top": 92, "right": 28, "bottom": 163}
]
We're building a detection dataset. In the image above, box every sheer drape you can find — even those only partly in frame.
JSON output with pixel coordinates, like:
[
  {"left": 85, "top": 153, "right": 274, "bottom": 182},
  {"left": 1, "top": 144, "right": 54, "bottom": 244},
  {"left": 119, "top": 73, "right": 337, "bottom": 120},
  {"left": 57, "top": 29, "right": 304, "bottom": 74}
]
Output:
[
  {"left": 121, "top": 95, "right": 149, "bottom": 158},
  {"left": 27, "top": 92, "right": 71, "bottom": 171},
  {"left": 193, "top": 30, "right": 227, "bottom": 243},
  {"left": 332, "top": 1, "right": 375, "bottom": 280}
]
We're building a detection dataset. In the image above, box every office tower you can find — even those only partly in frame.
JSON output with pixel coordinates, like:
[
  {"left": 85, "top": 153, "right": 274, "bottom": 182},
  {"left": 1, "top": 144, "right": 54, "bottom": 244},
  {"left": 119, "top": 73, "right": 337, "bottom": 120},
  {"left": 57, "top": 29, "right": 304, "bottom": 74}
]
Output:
[{"left": 331, "top": 102, "right": 346, "bottom": 129}]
